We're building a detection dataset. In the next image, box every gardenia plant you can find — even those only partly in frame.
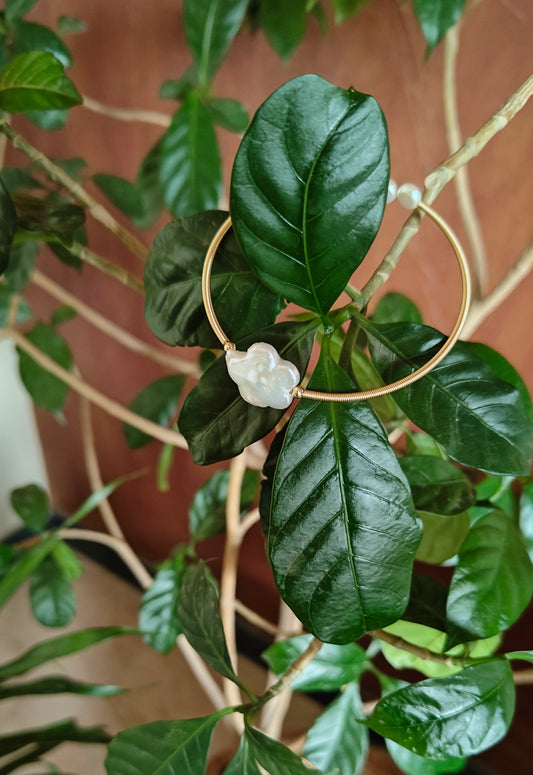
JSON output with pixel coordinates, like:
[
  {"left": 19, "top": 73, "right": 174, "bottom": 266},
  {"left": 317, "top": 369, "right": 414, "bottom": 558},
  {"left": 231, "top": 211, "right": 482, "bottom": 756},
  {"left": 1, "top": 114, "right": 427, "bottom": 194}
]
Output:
[{"left": 0, "top": 2, "right": 532, "bottom": 774}]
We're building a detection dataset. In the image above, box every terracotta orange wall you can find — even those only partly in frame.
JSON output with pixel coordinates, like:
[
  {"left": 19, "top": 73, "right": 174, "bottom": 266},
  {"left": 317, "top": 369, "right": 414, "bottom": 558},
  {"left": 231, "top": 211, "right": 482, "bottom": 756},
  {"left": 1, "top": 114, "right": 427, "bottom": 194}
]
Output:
[{"left": 9, "top": 0, "right": 533, "bottom": 583}]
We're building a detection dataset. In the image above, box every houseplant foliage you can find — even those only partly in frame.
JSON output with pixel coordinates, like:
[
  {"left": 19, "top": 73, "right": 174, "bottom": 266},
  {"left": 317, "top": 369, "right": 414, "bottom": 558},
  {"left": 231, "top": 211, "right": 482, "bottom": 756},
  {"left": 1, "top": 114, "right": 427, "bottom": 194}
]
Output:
[{"left": 0, "top": 1, "right": 533, "bottom": 774}]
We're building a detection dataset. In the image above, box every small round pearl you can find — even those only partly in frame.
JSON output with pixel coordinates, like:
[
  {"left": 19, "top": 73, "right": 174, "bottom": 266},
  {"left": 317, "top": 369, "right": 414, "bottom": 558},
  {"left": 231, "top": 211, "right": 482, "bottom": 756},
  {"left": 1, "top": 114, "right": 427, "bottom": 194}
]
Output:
[
  {"left": 397, "top": 183, "right": 422, "bottom": 209},
  {"left": 387, "top": 179, "right": 397, "bottom": 203}
]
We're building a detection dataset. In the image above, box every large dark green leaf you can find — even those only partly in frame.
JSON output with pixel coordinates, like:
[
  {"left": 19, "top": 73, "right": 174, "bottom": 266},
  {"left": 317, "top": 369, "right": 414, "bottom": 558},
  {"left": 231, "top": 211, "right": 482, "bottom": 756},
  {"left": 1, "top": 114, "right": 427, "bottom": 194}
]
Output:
[
  {"left": 399, "top": 456, "right": 475, "bottom": 515},
  {"left": 230, "top": 74, "right": 389, "bottom": 319},
  {"left": 0, "top": 719, "right": 109, "bottom": 756},
  {"left": 413, "top": 0, "right": 467, "bottom": 54},
  {"left": 403, "top": 574, "right": 449, "bottom": 632},
  {"left": 179, "top": 321, "right": 316, "bottom": 465},
  {"left": 223, "top": 737, "right": 261, "bottom": 775},
  {"left": 385, "top": 739, "right": 467, "bottom": 775},
  {"left": 372, "top": 291, "right": 423, "bottom": 325},
  {"left": 14, "top": 21, "right": 73, "bottom": 67},
  {"left": 267, "top": 353, "right": 421, "bottom": 643},
  {"left": 365, "top": 660, "right": 515, "bottom": 758},
  {"left": 0, "top": 627, "right": 136, "bottom": 681},
  {"left": 105, "top": 714, "right": 222, "bottom": 775},
  {"left": 10, "top": 483, "right": 50, "bottom": 532},
  {"left": 0, "top": 675, "right": 122, "bottom": 700},
  {"left": 0, "top": 179, "right": 17, "bottom": 276},
  {"left": 17, "top": 323, "right": 72, "bottom": 411},
  {"left": 303, "top": 682, "right": 368, "bottom": 775},
  {"left": 159, "top": 91, "right": 221, "bottom": 217},
  {"left": 263, "top": 633, "right": 367, "bottom": 692},
  {"left": 0, "top": 51, "right": 81, "bottom": 112},
  {"left": 183, "top": 0, "right": 248, "bottom": 87},
  {"left": 139, "top": 551, "right": 188, "bottom": 654},
  {"left": 245, "top": 727, "right": 324, "bottom": 775},
  {"left": 189, "top": 469, "right": 260, "bottom": 542},
  {"left": 367, "top": 322, "right": 533, "bottom": 475},
  {"left": 259, "top": 0, "right": 308, "bottom": 59},
  {"left": 144, "top": 211, "right": 283, "bottom": 348},
  {"left": 123, "top": 375, "right": 185, "bottom": 449},
  {"left": 30, "top": 554, "right": 76, "bottom": 627},
  {"left": 446, "top": 510, "right": 533, "bottom": 642},
  {"left": 177, "top": 562, "right": 242, "bottom": 689}
]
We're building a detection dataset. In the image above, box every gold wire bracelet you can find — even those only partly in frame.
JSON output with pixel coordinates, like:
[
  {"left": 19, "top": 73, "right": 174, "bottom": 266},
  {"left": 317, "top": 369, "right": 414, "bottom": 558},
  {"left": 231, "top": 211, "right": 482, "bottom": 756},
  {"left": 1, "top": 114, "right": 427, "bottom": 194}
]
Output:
[{"left": 202, "top": 184, "right": 472, "bottom": 410}]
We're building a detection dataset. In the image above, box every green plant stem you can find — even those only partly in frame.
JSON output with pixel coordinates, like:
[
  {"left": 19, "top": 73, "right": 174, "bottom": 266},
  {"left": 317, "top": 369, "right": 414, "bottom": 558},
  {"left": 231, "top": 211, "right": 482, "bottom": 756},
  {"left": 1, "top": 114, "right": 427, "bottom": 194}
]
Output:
[
  {"left": 4, "top": 327, "right": 188, "bottom": 450},
  {"left": 360, "top": 70, "right": 533, "bottom": 308},
  {"left": 443, "top": 22, "right": 488, "bottom": 298},
  {"left": 370, "top": 629, "right": 470, "bottom": 669},
  {"left": 33, "top": 270, "right": 200, "bottom": 375},
  {"left": 63, "top": 242, "right": 145, "bottom": 292},
  {"left": 0, "top": 120, "right": 149, "bottom": 262}
]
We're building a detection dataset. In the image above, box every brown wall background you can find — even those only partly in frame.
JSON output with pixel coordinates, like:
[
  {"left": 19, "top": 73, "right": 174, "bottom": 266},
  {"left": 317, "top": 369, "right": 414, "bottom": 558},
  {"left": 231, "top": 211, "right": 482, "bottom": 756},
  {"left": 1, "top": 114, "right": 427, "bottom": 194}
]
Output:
[{"left": 5, "top": 1, "right": 533, "bottom": 771}]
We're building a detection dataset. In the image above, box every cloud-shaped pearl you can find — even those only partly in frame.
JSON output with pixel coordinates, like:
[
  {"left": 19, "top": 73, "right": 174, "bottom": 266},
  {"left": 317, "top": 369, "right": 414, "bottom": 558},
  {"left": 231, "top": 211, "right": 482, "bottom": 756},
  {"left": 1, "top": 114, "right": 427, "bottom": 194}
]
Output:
[{"left": 226, "top": 342, "right": 300, "bottom": 410}]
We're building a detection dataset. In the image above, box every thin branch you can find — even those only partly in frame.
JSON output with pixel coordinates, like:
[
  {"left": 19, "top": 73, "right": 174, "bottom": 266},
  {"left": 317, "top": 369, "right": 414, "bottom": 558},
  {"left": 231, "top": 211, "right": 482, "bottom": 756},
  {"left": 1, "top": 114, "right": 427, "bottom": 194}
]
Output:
[
  {"left": 220, "top": 453, "right": 248, "bottom": 716},
  {"left": 63, "top": 243, "right": 145, "bottom": 293},
  {"left": 253, "top": 638, "right": 323, "bottom": 712},
  {"left": 79, "top": 389, "right": 126, "bottom": 540},
  {"left": 443, "top": 23, "right": 488, "bottom": 297},
  {"left": 462, "top": 239, "right": 533, "bottom": 338},
  {"left": 6, "top": 327, "right": 188, "bottom": 450},
  {"left": 32, "top": 270, "right": 200, "bottom": 376},
  {"left": 360, "top": 70, "right": 533, "bottom": 307},
  {"left": 82, "top": 95, "right": 171, "bottom": 127},
  {"left": 234, "top": 600, "right": 281, "bottom": 637},
  {"left": 513, "top": 669, "right": 533, "bottom": 685},
  {"left": 239, "top": 507, "right": 260, "bottom": 539},
  {"left": 0, "top": 120, "right": 148, "bottom": 262},
  {"left": 370, "top": 629, "right": 467, "bottom": 668}
]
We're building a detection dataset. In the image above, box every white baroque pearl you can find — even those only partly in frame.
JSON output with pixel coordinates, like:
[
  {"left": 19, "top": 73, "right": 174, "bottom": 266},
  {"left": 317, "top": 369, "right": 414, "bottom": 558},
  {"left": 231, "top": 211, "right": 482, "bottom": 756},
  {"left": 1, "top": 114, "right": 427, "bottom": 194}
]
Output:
[
  {"left": 225, "top": 342, "right": 300, "bottom": 410},
  {"left": 397, "top": 182, "right": 422, "bottom": 209}
]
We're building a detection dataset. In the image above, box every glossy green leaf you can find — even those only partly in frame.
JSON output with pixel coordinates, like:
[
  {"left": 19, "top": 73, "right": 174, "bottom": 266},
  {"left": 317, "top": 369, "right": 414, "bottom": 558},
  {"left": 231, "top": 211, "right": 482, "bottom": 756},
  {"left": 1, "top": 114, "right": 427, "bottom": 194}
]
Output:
[
  {"left": 105, "top": 714, "right": 222, "bottom": 775},
  {"left": 0, "top": 718, "right": 109, "bottom": 755},
  {"left": 0, "top": 51, "right": 82, "bottom": 112},
  {"left": 399, "top": 456, "right": 475, "bottom": 515},
  {"left": 0, "top": 675, "right": 122, "bottom": 700},
  {"left": 4, "top": 0, "right": 38, "bottom": 23},
  {"left": 159, "top": 68, "right": 197, "bottom": 101},
  {"left": 137, "top": 140, "right": 166, "bottom": 227},
  {"left": 259, "top": 0, "right": 308, "bottom": 59},
  {"left": 52, "top": 156, "right": 87, "bottom": 180},
  {"left": 230, "top": 75, "right": 389, "bottom": 319},
  {"left": 10, "top": 483, "right": 50, "bottom": 532},
  {"left": 0, "top": 626, "right": 136, "bottom": 681},
  {"left": 189, "top": 468, "right": 260, "bottom": 542},
  {"left": 405, "top": 430, "right": 446, "bottom": 458},
  {"left": 413, "top": 0, "right": 467, "bottom": 54},
  {"left": 0, "top": 178, "right": 17, "bottom": 276},
  {"left": 467, "top": 342, "right": 533, "bottom": 422},
  {"left": 17, "top": 323, "right": 72, "bottom": 411},
  {"left": 13, "top": 192, "right": 85, "bottom": 245},
  {"left": 144, "top": 211, "right": 283, "bottom": 348},
  {"left": 52, "top": 541, "right": 83, "bottom": 580},
  {"left": 365, "top": 660, "right": 515, "bottom": 758},
  {"left": 25, "top": 107, "right": 70, "bottom": 130},
  {"left": 4, "top": 240, "right": 39, "bottom": 292},
  {"left": 245, "top": 727, "right": 324, "bottom": 775},
  {"left": 0, "top": 286, "right": 31, "bottom": 326},
  {"left": 0, "top": 167, "right": 41, "bottom": 193},
  {"left": 183, "top": 0, "right": 248, "bottom": 87},
  {"left": 223, "top": 736, "right": 261, "bottom": 775},
  {"left": 403, "top": 574, "right": 448, "bottom": 632},
  {"left": 505, "top": 650, "right": 533, "bottom": 663},
  {"left": 267, "top": 353, "right": 421, "bottom": 643},
  {"left": 159, "top": 91, "right": 221, "bottom": 217},
  {"left": 367, "top": 322, "right": 533, "bottom": 475},
  {"left": 92, "top": 173, "right": 145, "bottom": 226},
  {"left": 332, "top": 0, "right": 372, "bottom": 23},
  {"left": 179, "top": 321, "right": 316, "bottom": 465},
  {"left": 415, "top": 510, "right": 470, "bottom": 565},
  {"left": 386, "top": 739, "right": 467, "bottom": 775},
  {"left": 123, "top": 375, "right": 185, "bottom": 449},
  {"left": 139, "top": 551, "right": 188, "bottom": 654},
  {"left": 381, "top": 620, "right": 500, "bottom": 679},
  {"left": 519, "top": 479, "right": 533, "bottom": 563},
  {"left": 304, "top": 682, "right": 368, "bottom": 775},
  {"left": 263, "top": 633, "right": 367, "bottom": 692},
  {"left": 51, "top": 304, "right": 77, "bottom": 327},
  {"left": 30, "top": 554, "right": 76, "bottom": 627},
  {"left": 57, "top": 15, "right": 87, "bottom": 35},
  {"left": 207, "top": 97, "right": 249, "bottom": 132},
  {"left": 48, "top": 225, "right": 85, "bottom": 269},
  {"left": 446, "top": 510, "right": 533, "bottom": 641},
  {"left": 14, "top": 21, "right": 73, "bottom": 67},
  {"left": 177, "top": 562, "right": 242, "bottom": 688},
  {"left": 372, "top": 292, "right": 423, "bottom": 325}
]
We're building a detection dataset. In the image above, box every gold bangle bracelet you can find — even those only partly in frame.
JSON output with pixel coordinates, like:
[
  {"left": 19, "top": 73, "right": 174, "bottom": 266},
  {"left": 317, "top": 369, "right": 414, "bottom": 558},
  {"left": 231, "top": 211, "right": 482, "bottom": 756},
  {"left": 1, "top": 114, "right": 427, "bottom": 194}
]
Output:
[{"left": 202, "top": 195, "right": 472, "bottom": 408}]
